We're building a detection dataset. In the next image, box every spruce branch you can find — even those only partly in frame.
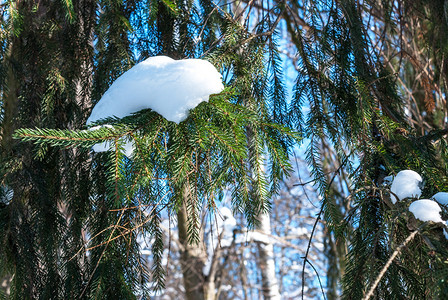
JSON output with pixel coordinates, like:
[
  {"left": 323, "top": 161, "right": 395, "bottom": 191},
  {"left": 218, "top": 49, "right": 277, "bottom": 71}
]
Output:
[{"left": 363, "top": 230, "right": 419, "bottom": 300}]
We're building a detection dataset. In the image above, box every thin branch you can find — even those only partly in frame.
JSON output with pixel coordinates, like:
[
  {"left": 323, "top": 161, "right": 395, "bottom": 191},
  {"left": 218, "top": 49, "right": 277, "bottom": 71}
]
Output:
[
  {"left": 79, "top": 209, "right": 126, "bottom": 298},
  {"left": 305, "top": 259, "right": 327, "bottom": 300},
  {"left": 362, "top": 230, "right": 419, "bottom": 300},
  {"left": 301, "top": 156, "right": 349, "bottom": 300}
]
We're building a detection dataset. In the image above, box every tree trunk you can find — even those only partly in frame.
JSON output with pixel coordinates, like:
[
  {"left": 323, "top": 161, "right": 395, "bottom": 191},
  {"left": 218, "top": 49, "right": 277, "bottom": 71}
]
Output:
[
  {"left": 256, "top": 212, "right": 281, "bottom": 300},
  {"left": 204, "top": 279, "right": 217, "bottom": 300},
  {"left": 177, "top": 186, "right": 207, "bottom": 300},
  {"left": 1, "top": 40, "right": 19, "bottom": 155}
]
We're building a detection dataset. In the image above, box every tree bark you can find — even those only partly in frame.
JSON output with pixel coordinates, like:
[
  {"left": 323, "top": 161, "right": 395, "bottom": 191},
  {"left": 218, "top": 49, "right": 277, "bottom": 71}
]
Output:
[
  {"left": 177, "top": 186, "right": 207, "bottom": 300},
  {"left": 256, "top": 212, "right": 281, "bottom": 300},
  {"left": 1, "top": 40, "right": 19, "bottom": 155}
]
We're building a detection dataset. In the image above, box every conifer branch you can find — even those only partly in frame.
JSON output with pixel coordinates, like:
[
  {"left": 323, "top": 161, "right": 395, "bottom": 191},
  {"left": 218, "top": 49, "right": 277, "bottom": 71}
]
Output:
[{"left": 363, "top": 230, "right": 419, "bottom": 300}]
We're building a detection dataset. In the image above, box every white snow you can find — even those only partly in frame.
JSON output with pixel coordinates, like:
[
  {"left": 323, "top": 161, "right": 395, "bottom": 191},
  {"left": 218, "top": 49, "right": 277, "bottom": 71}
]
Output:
[
  {"left": 408, "top": 199, "right": 443, "bottom": 223},
  {"left": 88, "top": 125, "right": 134, "bottom": 157},
  {"left": 382, "top": 175, "right": 394, "bottom": 185},
  {"left": 87, "top": 56, "right": 224, "bottom": 125},
  {"left": 431, "top": 192, "right": 448, "bottom": 206},
  {"left": 290, "top": 227, "right": 307, "bottom": 236},
  {"left": 234, "top": 231, "right": 271, "bottom": 244},
  {"left": 219, "top": 207, "right": 237, "bottom": 236},
  {"left": 390, "top": 170, "right": 422, "bottom": 204}
]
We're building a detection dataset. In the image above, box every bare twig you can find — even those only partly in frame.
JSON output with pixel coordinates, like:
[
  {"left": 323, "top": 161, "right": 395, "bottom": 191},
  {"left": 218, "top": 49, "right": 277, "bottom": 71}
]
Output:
[
  {"left": 363, "top": 230, "right": 419, "bottom": 300},
  {"left": 301, "top": 155, "right": 349, "bottom": 300},
  {"left": 305, "top": 259, "right": 327, "bottom": 300}
]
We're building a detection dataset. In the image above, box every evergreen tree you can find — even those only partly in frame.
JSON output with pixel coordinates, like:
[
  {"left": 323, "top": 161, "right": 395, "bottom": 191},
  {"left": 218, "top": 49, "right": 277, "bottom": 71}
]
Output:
[
  {"left": 280, "top": 0, "right": 448, "bottom": 298},
  {"left": 3, "top": 0, "right": 297, "bottom": 298},
  {"left": 3, "top": 0, "right": 448, "bottom": 299},
  {"left": 1, "top": 1, "right": 96, "bottom": 298}
]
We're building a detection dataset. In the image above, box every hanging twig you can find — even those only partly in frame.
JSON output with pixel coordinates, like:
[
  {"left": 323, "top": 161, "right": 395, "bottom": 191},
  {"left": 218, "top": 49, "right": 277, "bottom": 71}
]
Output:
[{"left": 301, "top": 155, "right": 349, "bottom": 300}]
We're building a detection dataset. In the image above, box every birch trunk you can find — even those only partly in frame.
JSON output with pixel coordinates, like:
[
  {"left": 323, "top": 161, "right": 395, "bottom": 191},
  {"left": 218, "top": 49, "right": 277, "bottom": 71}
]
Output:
[{"left": 256, "top": 212, "right": 282, "bottom": 300}]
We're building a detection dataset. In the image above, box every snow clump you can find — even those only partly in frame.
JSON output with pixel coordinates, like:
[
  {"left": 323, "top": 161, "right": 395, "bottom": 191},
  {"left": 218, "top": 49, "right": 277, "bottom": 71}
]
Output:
[
  {"left": 382, "top": 175, "right": 394, "bottom": 185},
  {"left": 389, "top": 170, "right": 448, "bottom": 239},
  {"left": 390, "top": 170, "right": 422, "bottom": 204},
  {"left": 86, "top": 56, "right": 223, "bottom": 155},
  {"left": 87, "top": 56, "right": 224, "bottom": 125},
  {"left": 408, "top": 199, "right": 443, "bottom": 223},
  {"left": 219, "top": 207, "right": 237, "bottom": 236},
  {"left": 431, "top": 192, "right": 448, "bottom": 206}
]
